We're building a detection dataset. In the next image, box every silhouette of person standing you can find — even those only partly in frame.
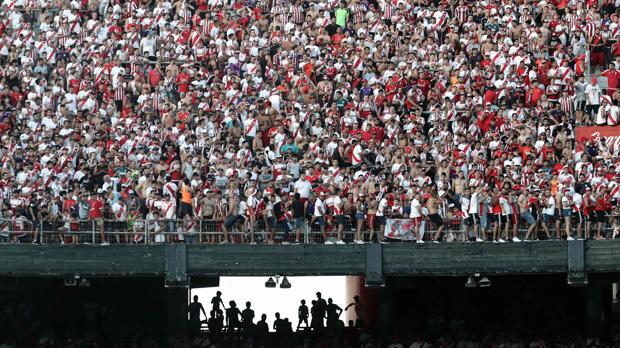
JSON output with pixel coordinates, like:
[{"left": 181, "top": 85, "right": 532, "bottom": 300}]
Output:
[
  {"left": 226, "top": 300, "right": 242, "bottom": 332},
  {"left": 297, "top": 299, "right": 309, "bottom": 330},
  {"left": 344, "top": 295, "right": 366, "bottom": 328},
  {"left": 316, "top": 292, "right": 327, "bottom": 325},
  {"left": 326, "top": 298, "right": 343, "bottom": 330},
  {"left": 241, "top": 301, "right": 255, "bottom": 331},
  {"left": 187, "top": 295, "right": 207, "bottom": 336},
  {"left": 211, "top": 291, "right": 225, "bottom": 312},
  {"left": 310, "top": 300, "right": 323, "bottom": 331}
]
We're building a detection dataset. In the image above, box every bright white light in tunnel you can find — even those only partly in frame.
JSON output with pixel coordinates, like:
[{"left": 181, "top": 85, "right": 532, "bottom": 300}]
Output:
[{"left": 192, "top": 276, "right": 347, "bottom": 331}]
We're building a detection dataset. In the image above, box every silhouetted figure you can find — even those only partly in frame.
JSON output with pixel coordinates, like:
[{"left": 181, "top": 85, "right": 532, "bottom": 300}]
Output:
[
  {"left": 282, "top": 318, "right": 293, "bottom": 333},
  {"left": 256, "top": 313, "right": 269, "bottom": 337},
  {"left": 241, "top": 301, "right": 255, "bottom": 331},
  {"left": 297, "top": 299, "right": 309, "bottom": 330},
  {"left": 207, "top": 309, "right": 224, "bottom": 335},
  {"left": 273, "top": 312, "right": 284, "bottom": 333},
  {"left": 187, "top": 295, "right": 207, "bottom": 336},
  {"left": 310, "top": 300, "right": 324, "bottom": 331},
  {"left": 345, "top": 295, "right": 366, "bottom": 328},
  {"left": 211, "top": 291, "right": 225, "bottom": 312},
  {"left": 326, "top": 298, "right": 343, "bottom": 330},
  {"left": 226, "top": 300, "right": 241, "bottom": 332},
  {"left": 316, "top": 292, "right": 327, "bottom": 326}
]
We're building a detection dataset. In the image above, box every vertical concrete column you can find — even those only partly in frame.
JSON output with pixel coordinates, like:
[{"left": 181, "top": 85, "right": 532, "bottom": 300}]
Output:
[
  {"left": 166, "top": 286, "right": 189, "bottom": 336},
  {"left": 345, "top": 275, "right": 379, "bottom": 329},
  {"left": 583, "top": 282, "right": 609, "bottom": 337},
  {"left": 376, "top": 286, "right": 394, "bottom": 343}
]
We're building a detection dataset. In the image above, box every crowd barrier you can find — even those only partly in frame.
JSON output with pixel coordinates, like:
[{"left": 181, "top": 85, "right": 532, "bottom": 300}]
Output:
[{"left": 1, "top": 213, "right": 619, "bottom": 244}]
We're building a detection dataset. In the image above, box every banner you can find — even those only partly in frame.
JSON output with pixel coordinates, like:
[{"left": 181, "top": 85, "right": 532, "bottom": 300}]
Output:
[
  {"left": 575, "top": 126, "right": 620, "bottom": 159},
  {"left": 384, "top": 219, "right": 425, "bottom": 241}
]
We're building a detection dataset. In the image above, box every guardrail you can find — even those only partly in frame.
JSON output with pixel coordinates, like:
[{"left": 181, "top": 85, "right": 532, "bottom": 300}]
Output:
[{"left": 1, "top": 212, "right": 619, "bottom": 244}]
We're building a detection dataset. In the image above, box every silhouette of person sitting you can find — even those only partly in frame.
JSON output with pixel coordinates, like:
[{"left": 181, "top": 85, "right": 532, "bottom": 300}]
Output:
[
  {"left": 241, "top": 301, "right": 255, "bottom": 331},
  {"left": 225, "top": 300, "right": 242, "bottom": 332},
  {"left": 207, "top": 309, "right": 224, "bottom": 334},
  {"left": 282, "top": 318, "right": 293, "bottom": 334},
  {"left": 345, "top": 295, "right": 366, "bottom": 328},
  {"left": 297, "top": 299, "right": 309, "bottom": 330},
  {"left": 326, "top": 298, "right": 343, "bottom": 330},
  {"left": 187, "top": 295, "right": 207, "bottom": 336}
]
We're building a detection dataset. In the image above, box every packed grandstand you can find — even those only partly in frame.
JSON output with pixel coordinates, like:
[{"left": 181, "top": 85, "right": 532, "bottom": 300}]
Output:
[{"left": 1, "top": 0, "right": 620, "bottom": 245}]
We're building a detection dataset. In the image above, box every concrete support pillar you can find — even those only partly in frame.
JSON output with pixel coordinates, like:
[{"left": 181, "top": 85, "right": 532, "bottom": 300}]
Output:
[
  {"left": 583, "top": 282, "right": 612, "bottom": 337},
  {"left": 345, "top": 275, "right": 379, "bottom": 329},
  {"left": 166, "top": 286, "right": 189, "bottom": 336},
  {"left": 376, "top": 287, "right": 394, "bottom": 343}
]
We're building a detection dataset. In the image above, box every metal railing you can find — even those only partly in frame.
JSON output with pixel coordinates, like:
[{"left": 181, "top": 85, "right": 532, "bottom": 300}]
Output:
[{"left": 1, "top": 212, "right": 619, "bottom": 245}]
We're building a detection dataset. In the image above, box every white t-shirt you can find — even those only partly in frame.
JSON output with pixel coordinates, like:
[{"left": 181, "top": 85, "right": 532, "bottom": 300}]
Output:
[
  {"left": 572, "top": 193, "right": 582, "bottom": 211},
  {"left": 468, "top": 192, "right": 480, "bottom": 214},
  {"left": 140, "top": 37, "right": 157, "bottom": 56},
  {"left": 377, "top": 198, "right": 388, "bottom": 217},
  {"left": 561, "top": 195, "right": 571, "bottom": 209},
  {"left": 243, "top": 117, "right": 258, "bottom": 137},
  {"left": 585, "top": 84, "right": 601, "bottom": 105},
  {"left": 409, "top": 198, "right": 422, "bottom": 218},
  {"left": 499, "top": 196, "right": 512, "bottom": 216},
  {"left": 293, "top": 179, "right": 312, "bottom": 198},
  {"left": 331, "top": 195, "right": 343, "bottom": 215},
  {"left": 314, "top": 198, "right": 325, "bottom": 217},
  {"left": 542, "top": 196, "right": 555, "bottom": 215},
  {"left": 460, "top": 196, "right": 470, "bottom": 214}
]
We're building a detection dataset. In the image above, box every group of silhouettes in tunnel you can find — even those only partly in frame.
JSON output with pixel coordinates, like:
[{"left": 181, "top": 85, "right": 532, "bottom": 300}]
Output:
[{"left": 187, "top": 291, "right": 366, "bottom": 338}]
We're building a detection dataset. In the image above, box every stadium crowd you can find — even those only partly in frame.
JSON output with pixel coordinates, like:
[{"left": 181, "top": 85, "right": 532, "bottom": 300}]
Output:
[{"left": 2, "top": 0, "right": 620, "bottom": 244}]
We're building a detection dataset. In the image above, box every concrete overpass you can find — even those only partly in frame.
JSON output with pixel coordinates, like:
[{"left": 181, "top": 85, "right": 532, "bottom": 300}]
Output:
[{"left": 1, "top": 240, "right": 619, "bottom": 286}]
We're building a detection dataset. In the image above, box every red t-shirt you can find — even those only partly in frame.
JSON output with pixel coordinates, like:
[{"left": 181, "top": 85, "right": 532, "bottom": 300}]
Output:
[
  {"left": 88, "top": 198, "right": 103, "bottom": 219},
  {"left": 148, "top": 69, "right": 161, "bottom": 87},
  {"left": 176, "top": 72, "right": 191, "bottom": 93},
  {"left": 601, "top": 69, "right": 620, "bottom": 91}
]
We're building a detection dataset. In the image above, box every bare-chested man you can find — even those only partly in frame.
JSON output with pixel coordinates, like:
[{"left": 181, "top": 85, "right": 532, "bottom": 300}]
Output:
[
  {"left": 221, "top": 191, "right": 239, "bottom": 244},
  {"left": 429, "top": 192, "right": 446, "bottom": 243}
]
